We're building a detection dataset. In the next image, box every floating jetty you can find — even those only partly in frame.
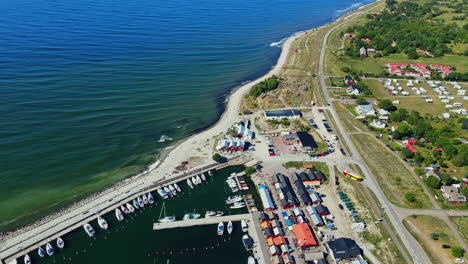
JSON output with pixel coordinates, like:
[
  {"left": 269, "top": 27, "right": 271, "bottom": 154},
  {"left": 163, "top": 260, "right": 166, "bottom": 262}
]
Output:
[
  {"left": 0, "top": 156, "right": 249, "bottom": 264},
  {"left": 153, "top": 214, "right": 249, "bottom": 231}
]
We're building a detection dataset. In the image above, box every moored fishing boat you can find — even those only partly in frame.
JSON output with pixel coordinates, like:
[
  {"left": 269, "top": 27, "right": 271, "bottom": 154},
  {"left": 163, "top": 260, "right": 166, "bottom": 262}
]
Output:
[
  {"left": 183, "top": 213, "right": 201, "bottom": 220},
  {"left": 115, "top": 208, "right": 124, "bottom": 221},
  {"left": 159, "top": 216, "right": 176, "bottom": 223},
  {"left": 147, "top": 192, "right": 155, "bottom": 204},
  {"left": 201, "top": 173, "right": 206, "bottom": 182},
  {"left": 23, "top": 254, "right": 31, "bottom": 264},
  {"left": 217, "top": 222, "right": 224, "bottom": 236},
  {"left": 174, "top": 183, "right": 181, "bottom": 192},
  {"left": 241, "top": 219, "right": 248, "bottom": 232},
  {"left": 37, "top": 247, "right": 45, "bottom": 257},
  {"left": 225, "top": 195, "right": 243, "bottom": 204},
  {"left": 83, "top": 223, "right": 95, "bottom": 237},
  {"left": 137, "top": 196, "right": 144, "bottom": 207},
  {"left": 97, "top": 216, "right": 108, "bottom": 230},
  {"left": 187, "top": 178, "right": 193, "bottom": 189},
  {"left": 227, "top": 221, "right": 233, "bottom": 234},
  {"left": 126, "top": 202, "right": 135, "bottom": 213},
  {"left": 242, "top": 235, "right": 254, "bottom": 250},
  {"left": 164, "top": 186, "right": 172, "bottom": 197},
  {"left": 191, "top": 177, "right": 198, "bottom": 186},
  {"left": 168, "top": 184, "right": 177, "bottom": 195},
  {"left": 133, "top": 199, "right": 139, "bottom": 209},
  {"left": 196, "top": 175, "right": 202, "bottom": 184},
  {"left": 121, "top": 204, "right": 129, "bottom": 214},
  {"left": 208, "top": 170, "right": 213, "bottom": 176},
  {"left": 157, "top": 188, "right": 169, "bottom": 199},
  {"left": 46, "top": 243, "right": 54, "bottom": 256},
  {"left": 142, "top": 194, "right": 149, "bottom": 204},
  {"left": 205, "top": 210, "right": 224, "bottom": 217},
  {"left": 56, "top": 237, "right": 64, "bottom": 249}
]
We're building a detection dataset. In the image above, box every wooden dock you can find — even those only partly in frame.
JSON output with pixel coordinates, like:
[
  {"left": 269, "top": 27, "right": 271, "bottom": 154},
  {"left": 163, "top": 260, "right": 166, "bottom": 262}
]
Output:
[{"left": 153, "top": 214, "right": 250, "bottom": 230}]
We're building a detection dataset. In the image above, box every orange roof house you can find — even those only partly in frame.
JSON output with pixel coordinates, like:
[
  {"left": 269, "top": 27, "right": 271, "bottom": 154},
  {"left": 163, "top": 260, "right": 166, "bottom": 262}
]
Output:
[
  {"left": 267, "top": 237, "right": 274, "bottom": 246},
  {"left": 262, "top": 221, "right": 272, "bottom": 230},
  {"left": 273, "top": 235, "right": 287, "bottom": 246},
  {"left": 292, "top": 223, "right": 317, "bottom": 249}
]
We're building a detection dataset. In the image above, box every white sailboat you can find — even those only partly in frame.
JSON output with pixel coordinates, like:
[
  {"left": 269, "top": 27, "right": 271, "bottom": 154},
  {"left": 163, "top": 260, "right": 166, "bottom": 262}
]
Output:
[
  {"left": 126, "top": 202, "right": 135, "bottom": 213},
  {"left": 241, "top": 219, "right": 248, "bottom": 232},
  {"left": 46, "top": 243, "right": 54, "bottom": 256},
  {"left": 137, "top": 196, "right": 144, "bottom": 207},
  {"left": 23, "top": 254, "right": 31, "bottom": 264},
  {"left": 37, "top": 246, "right": 45, "bottom": 257},
  {"left": 133, "top": 199, "right": 140, "bottom": 209},
  {"left": 83, "top": 223, "right": 95, "bottom": 237},
  {"left": 227, "top": 221, "right": 233, "bottom": 235},
  {"left": 225, "top": 195, "right": 243, "bottom": 204},
  {"left": 247, "top": 256, "right": 256, "bottom": 264},
  {"left": 147, "top": 192, "right": 155, "bottom": 204},
  {"left": 217, "top": 222, "right": 224, "bottom": 236},
  {"left": 142, "top": 194, "right": 149, "bottom": 204},
  {"left": 157, "top": 188, "right": 169, "bottom": 199},
  {"left": 230, "top": 202, "right": 245, "bottom": 209},
  {"left": 164, "top": 186, "right": 172, "bottom": 196},
  {"left": 183, "top": 212, "right": 201, "bottom": 220},
  {"left": 187, "top": 178, "right": 193, "bottom": 189},
  {"left": 115, "top": 208, "right": 124, "bottom": 221},
  {"left": 174, "top": 183, "right": 181, "bottom": 192},
  {"left": 196, "top": 175, "right": 202, "bottom": 184},
  {"left": 201, "top": 173, "right": 206, "bottom": 182},
  {"left": 97, "top": 216, "right": 108, "bottom": 230},
  {"left": 56, "top": 237, "right": 65, "bottom": 249},
  {"left": 192, "top": 176, "right": 198, "bottom": 186},
  {"left": 168, "top": 185, "right": 177, "bottom": 195},
  {"left": 208, "top": 170, "right": 213, "bottom": 176},
  {"left": 158, "top": 202, "right": 176, "bottom": 223},
  {"left": 121, "top": 204, "right": 130, "bottom": 214}
]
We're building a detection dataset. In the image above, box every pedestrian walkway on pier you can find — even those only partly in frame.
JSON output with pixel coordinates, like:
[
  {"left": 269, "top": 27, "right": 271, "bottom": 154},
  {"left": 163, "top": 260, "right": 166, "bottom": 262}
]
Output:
[{"left": 153, "top": 214, "right": 249, "bottom": 231}]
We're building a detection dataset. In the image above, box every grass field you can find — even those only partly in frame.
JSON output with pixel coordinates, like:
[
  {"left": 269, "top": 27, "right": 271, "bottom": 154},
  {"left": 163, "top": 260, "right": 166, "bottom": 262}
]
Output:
[
  {"left": 336, "top": 167, "right": 408, "bottom": 264},
  {"left": 350, "top": 134, "right": 432, "bottom": 209},
  {"left": 404, "top": 215, "right": 466, "bottom": 264},
  {"left": 449, "top": 216, "right": 468, "bottom": 245}
]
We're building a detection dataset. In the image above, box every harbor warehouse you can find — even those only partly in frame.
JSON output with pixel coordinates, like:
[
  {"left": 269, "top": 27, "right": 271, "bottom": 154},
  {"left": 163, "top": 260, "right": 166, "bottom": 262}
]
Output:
[
  {"left": 259, "top": 184, "right": 275, "bottom": 211},
  {"left": 264, "top": 109, "right": 302, "bottom": 120},
  {"left": 292, "top": 223, "right": 317, "bottom": 248},
  {"left": 296, "top": 132, "right": 317, "bottom": 152}
]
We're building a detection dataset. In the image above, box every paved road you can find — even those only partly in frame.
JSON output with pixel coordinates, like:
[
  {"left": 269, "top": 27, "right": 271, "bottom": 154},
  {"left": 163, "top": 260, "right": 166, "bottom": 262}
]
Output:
[{"left": 316, "top": 2, "right": 432, "bottom": 263}]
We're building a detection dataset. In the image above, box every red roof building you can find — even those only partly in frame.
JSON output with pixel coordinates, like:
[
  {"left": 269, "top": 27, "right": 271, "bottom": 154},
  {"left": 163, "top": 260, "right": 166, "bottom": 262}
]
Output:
[{"left": 292, "top": 223, "right": 317, "bottom": 249}]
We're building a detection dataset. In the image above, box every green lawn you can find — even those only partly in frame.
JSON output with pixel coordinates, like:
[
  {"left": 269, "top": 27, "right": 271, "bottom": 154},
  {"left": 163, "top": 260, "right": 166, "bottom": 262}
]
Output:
[
  {"left": 450, "top": 216, "right": 468, "bottom": 245},
  {"left": 350, "top": 134, "right": 432, "bottom": 209},
  {"left": 333, "top": 101, "right": 369, "bottom": 133}
]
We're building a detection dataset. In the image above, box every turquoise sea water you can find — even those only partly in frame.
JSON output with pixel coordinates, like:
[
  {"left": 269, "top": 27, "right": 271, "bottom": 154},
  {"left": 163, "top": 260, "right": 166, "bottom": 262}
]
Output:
[{"left": 0, "top": 0, "right": 375, "bottom": 230}]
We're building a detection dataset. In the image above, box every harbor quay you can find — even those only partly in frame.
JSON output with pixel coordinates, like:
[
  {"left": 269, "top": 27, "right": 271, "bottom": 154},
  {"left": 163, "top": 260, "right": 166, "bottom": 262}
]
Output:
[
  {"left": 0, "top": 156, "right": 249, "bottom": 264},
  {"left": 153, "top": 214, "right": 250, "bottom": 230}
]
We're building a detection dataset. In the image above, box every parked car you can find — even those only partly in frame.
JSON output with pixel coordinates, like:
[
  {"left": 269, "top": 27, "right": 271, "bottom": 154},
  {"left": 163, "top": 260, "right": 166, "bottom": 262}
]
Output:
[
  {"left": 338, "top": 204, "right": 344, "bottom": 210},
  {"left": 318, "top": 109, "right": 324, "bottom": 113},
  {"left": 442, "top": 245, "right": 451, "bottom": 249},
  {"left": 340, "top": 148, "right": 346, "bottom": 155}
]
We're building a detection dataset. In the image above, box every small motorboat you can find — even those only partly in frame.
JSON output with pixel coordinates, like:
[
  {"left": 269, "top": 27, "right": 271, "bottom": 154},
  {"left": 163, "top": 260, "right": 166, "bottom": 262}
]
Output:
[
  {"left": 38, "top": 246, "right": 45, "bottom": 257},
  {"left": 247, "top": 256, "right": 257, "bottom": 264},
  {"left": 225, "top": 195, "right": 243, "bottom": 204},
  {"left": 183, "top": 213, "right": 201, "bottom": 220},
  {"left": 97, "top": 216, "right": 108, "bottom": 230},
  {"left": 241, "top": 219, "right": 248, "bottom": 232},
  {"left": 242, "top": 235, "right": 254, "bottom": 250},
  {"left": 230, "top": 202, "right": 245, "bottom": 209},
  {"left": 133, "top": 199, "right": 140, "bottom": 209},
  {"left": 208, "top": 170, "right": 213, "bottom": 176},
  {"left": 83, "top": 223, "right": 95, "bottom": 237},
  {"left": 164, "top": 186, "right": 172, "bottom": 196},
  {"left": 46, "top": 243, "right": 54, "bottom": 256},
  {"left": 196, "top": 175, "right": 202, "bottom": 184},
  {"left": 157, "top": 188, "right": 169, "bottom": 199},
  {"left": 174, "top": 183, "right": 181, "bottom": 192},
  {"left": 191, "top": 177, "right": 198, "bottom": 186},
  {"left": 147, "top": 192, "right": 155, "bottom": 204},
  {"left": 159, "top": 216, "right": 176, "bottom": 223},
  {"left": 227, "top": 221, "right": 233, "bottom": 235},
  {"left": 205, "top": 211, "right": 216, "bottom": 218},
  {"left": 217, "top": 222, "right": 224, "bottom": 236},
  {"left": 23, "top": 254, "right": 31, "bottom": 264},
  {"left": 57, "top": 237, "right": 65, "bottom": 249},
  {"left": 187, "top": 178, "right": 193, "bottom": 189},
  {"left": 137, "top": 196, "right": 144, "bottom": 207},
  {"left": 120, "top": 204, "right": 129, "bottom": 214},
  {"left": 126, "top": 202, "right": 135, "bottom": 213},
  {"left": 115, "top": 208, "right": 124, "bottom": 221},
  {"left": 142, "top": 194, "right": 149, "bottom": 204},
  {"left": 201, "top": 173, "right": 206, "bottom": 182}
]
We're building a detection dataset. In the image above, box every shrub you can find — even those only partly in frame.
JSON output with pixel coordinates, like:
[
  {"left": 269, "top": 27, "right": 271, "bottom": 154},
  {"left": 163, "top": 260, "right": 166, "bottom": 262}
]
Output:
[
  {"left": 212, "top": 153, "right": 221, "bottom": 163},
  {"left": 405, "top": 192, "right": 416, "bottom": 203},
  {"left": 452, "top": 247, "right": 465, "bottom": 258}
]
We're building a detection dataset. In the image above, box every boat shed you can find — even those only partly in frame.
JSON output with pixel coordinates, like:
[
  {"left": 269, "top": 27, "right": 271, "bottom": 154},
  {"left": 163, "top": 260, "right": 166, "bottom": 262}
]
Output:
[
  {"left": 270, "top": 245, "right": 281, "bottom": 256},
  {"left": 307, "top": 171, "right": 317, "bottom": 180},
  {"left": 293, "top": 208, "right": 304, "bottom": 216},
  {"left": 298, "top": 172, "right": 310, "bottom": 182},
  {"left": 296, "top": 132, "right": 318, "bottom": 152},
  {"left": 315, "top": 171, "right": 326, "bottom": 182},
  {"left": 310, "top": 212, "right": 324, "bottom": 227},
  {"left": 315, "top": 204, "right": 330, "bottom": 216},
  {"left": 260, "top": 212, "right": 270, "bottom": 222},
  {"left": 264, "top": 227, "right": 275, "bottom": 238},
  {"left": 283, "top": 254, "right": 295, "bottom": 263},
  {"left": 294, "top": 179, "right": 313, "bottom": 205},
  {"left": 272, "top": 255, "right": 284, "bottom": 264},
  {"left": 274, "top": 173, "right": 300, "bottom": 209},
  {"left": 265, "top": 109, "right": 302, "bottom": 120},
  {"left": 310, "top": 192, "right": 322, "bottom": 204},
  {"left": 290, "top": 172, "right": 299, "bottom": 182},
  {"left": 292, "top": 223, "right": 317, "bottom": 249},
  {"left": 259, "top": 185, "right": 275, "bottom": 211}
]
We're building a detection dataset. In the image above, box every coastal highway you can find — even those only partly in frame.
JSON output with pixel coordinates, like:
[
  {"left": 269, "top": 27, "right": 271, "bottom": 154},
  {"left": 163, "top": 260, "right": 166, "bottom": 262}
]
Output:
[{"left": 317, "top": 3, "right": 432, "bottom": 264}]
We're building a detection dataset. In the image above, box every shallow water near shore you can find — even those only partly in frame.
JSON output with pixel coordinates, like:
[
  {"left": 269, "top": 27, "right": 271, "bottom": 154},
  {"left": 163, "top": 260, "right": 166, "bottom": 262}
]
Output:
[
  {"left": 0, "top": 0, "right": 375, "bottom": 230},
  {"left": 25, "top": 166, "right": 252, "bottom": 264}
]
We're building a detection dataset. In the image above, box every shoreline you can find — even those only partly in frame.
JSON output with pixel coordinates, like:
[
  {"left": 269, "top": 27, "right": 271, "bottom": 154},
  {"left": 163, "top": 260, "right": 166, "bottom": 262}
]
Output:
[{"left": 0, "top": 0, "right": 380, "bottom": 249}]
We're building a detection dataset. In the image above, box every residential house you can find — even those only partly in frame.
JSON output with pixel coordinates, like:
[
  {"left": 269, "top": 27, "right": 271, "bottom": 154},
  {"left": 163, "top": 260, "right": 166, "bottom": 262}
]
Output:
[
  {"left": 441, "top": 185, "right": 467, "bottom": 204},
  {"left": 359, "top": 47, "right": 367, "bottom": 58},
  {"left": 326, "top": 238, "right": 363, "bottom": 262},
  {"left": 405, "top": 144, "right": 417, "bottom": 153},
  {"left": 292, "top": 223, "right": 317, "bottom": 249},
  {"left": 426, "top": 170, "right": 442, "bottom": 180},
  {"left": 344, "top": 75, "right": 355, "bottom": 85},
  {"left": 355, "top": 105, "right": 375, "bottom": 116},
  {"left": 347, "top": 85, "right": 362, "bottom": 95}
]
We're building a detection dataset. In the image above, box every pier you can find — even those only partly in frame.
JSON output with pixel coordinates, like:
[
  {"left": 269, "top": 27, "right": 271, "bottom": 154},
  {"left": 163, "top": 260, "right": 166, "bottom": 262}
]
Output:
[
  {"left": 0, "top": 156, "right": 251, "bottom": 264},
  {"left": 153, "top": 214, "right": 249, "bottom": 230}
]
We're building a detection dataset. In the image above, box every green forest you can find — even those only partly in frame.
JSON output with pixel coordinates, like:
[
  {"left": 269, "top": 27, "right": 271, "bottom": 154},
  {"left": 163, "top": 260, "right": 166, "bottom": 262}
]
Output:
[
  {"left": 344, "top": 0, "right": 467, "bottom": 58},
  {"left": 248, "top": 75, "right": 280, "bottom": 97}
]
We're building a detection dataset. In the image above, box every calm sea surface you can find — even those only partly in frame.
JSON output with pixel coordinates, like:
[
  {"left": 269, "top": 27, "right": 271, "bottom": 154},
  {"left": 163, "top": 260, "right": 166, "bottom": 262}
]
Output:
[{"left": 0, "top": 0, "right": 374, "bottom": 230}]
